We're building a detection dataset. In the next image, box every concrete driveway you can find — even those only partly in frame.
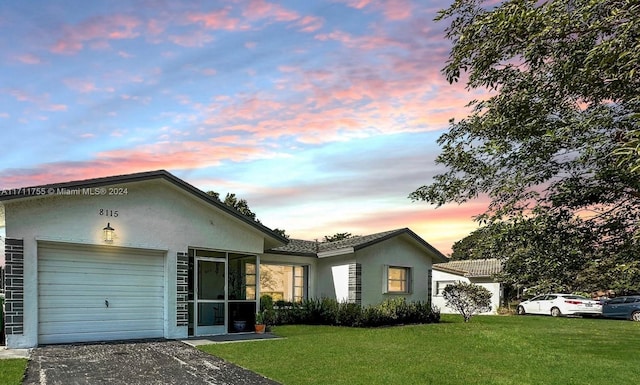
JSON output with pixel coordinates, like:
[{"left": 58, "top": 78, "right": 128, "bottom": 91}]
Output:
[{"left": 23, "top": 339, "right": 280, "bottom": 385}]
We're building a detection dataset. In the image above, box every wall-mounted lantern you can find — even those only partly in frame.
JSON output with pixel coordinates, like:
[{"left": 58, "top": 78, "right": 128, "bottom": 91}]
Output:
[{"left": 103, "top": 222, "right": 115, "bottom": 243}]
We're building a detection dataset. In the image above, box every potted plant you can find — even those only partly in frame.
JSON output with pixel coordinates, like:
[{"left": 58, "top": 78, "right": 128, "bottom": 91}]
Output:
[{"left": 255, "top": 311, "right": 266, "bottom": 334}]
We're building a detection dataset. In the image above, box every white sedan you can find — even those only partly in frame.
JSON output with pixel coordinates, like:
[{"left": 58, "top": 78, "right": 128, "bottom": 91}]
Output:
[{"left": 517, "top": 293, "right": 602, "bottom": 317}]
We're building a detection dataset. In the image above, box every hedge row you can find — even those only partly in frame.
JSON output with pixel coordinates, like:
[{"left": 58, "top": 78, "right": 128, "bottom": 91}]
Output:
[{"left": 260, "top": 296, "right": 440, "bottom": 327}]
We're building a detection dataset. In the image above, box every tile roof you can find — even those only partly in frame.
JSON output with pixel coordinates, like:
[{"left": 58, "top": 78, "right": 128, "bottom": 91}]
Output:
[
  {"left": 317, "top": 229, "right": 402, "bottom": 252},
  {"left": 266, "top": 238, "right": 319, "bottom": 256},
  {"left": 432, "top": 258, "right": 503, "bottom": 277}
]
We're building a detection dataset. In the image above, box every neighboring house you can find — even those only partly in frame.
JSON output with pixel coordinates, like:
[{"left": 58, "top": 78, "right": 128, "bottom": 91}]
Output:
[
  {"left": 432, "top": 258, "right": 503, "bottom": 314},
  {"left": 0, "top": 170, "right": 447, "bottom": 348}
]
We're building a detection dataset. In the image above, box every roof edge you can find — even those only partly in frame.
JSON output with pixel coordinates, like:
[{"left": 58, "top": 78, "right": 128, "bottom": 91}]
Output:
[
  {"left": 352, "top": 228, "right": 448, "bottom": 263},
  {"left": 0, "top": 169, "right": 289, "bottom": 245}
]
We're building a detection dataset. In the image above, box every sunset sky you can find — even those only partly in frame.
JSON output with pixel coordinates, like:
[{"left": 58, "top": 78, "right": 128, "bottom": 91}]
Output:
[{"left": 0, "top": 0, "right": 492, "bottom": 255}]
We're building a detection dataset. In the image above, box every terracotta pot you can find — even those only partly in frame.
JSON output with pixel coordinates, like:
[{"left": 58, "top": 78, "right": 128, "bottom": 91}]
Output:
[{"left": 255, "top": 324, "right": 266, "bottom": 334}]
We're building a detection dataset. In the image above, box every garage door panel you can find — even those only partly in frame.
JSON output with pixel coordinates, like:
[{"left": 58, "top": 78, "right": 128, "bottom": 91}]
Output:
[
  {"left": 40, "top": 306, "right": 162, "bottom": 320},
  {"left": 40, "top": 329, "right": 164, "bottom": 345},
  {"left": 40, "top": 319, "right": 163, "bottom": 334},
  {"left": 39, "top": 272, "right": 164, "bottom": 287},
  {"left": 39, "top": 298, "right": 164, "bottom": 310},
  {"left": 38, "top": 244, "right": 165, "bottom": 345},
  {"left": 39, "top": 257, "right": 164, "bottom": 274},
  {"left": 39, "top": 256, "right": 165, "bottom": 269},
  {"left": 40, "top": 284, "right": 164, "bottom": 297},
  {"left": 38, "top": 264, "right": 164, "bottom": 278}
]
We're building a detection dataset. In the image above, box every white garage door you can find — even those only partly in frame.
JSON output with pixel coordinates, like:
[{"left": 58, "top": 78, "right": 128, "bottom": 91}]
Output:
[{"left": 38, "top": 243, "right": 165, "bottom": 345}]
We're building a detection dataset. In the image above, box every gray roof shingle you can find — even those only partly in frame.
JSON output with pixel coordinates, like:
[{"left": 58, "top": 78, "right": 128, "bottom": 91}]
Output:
[
  {"left": 432, "top": 258, "right": 502, "bottom": 277},
  {"left": 268, "top": 228, "right": 448, "bottom": 262}
]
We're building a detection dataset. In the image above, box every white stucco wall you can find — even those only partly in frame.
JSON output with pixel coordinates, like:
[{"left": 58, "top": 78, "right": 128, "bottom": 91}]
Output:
[
  {"left": 316, "top": 254, "right": 355, "bottom": 301},
  {"left": 432, "top": 269, "right": 502, "bottom": 315},
  {"left": 3, "top": 179, "right": 274, "bottom": 348}
]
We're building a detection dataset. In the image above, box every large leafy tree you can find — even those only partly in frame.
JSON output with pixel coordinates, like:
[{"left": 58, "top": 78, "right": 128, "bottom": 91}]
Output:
[{"left": 412, "top": 0, "right": 640, "bottom": 290}]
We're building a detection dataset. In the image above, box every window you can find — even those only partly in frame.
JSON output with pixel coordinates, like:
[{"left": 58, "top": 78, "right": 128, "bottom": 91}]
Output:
[
  {"left": 385, "top": 266, "right": 411, "bottom": 294},
  {"left": 260, "top": 264, "right": 308, "bottom": 302},
  {"left": 293, "top": 266, "right": 305, "bottom": 302},
  {"left": 436, "top": 281, "right": 455, "bottom": 296},
  {"left": 228, "top": 253, "right": 257, "bottom": 300}
]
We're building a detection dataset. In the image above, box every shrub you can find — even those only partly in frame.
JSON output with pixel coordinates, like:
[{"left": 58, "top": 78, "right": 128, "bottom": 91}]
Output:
[
  {"left": 336, "top": 302, "right": 362, "bottom": 326},
  {"left": 443, "top": 282, "right": 492, "bottom": 322},
  {"left": 268, "top": 297, "right": 440, "bottom": 328},
  {"left": 260, "top": 295, "right": 276, "bottom": 326}
]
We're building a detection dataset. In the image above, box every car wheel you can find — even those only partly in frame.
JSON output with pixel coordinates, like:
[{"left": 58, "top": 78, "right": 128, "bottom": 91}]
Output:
[
  {"left": 550, "top": 307, "right": 562, "bottom": 317},
  {"left": 631, "top": 311, "right": 640, "bottom": 322},
  {"left": 517, "top": 306, "right": 526, "bottom": 315}
]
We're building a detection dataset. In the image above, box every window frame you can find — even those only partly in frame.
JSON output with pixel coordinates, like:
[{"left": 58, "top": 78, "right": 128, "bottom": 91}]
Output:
[
  {"left": 259, "top": 262, "right": 309, "bottom": 303},
  {"left": 384, "top": 265, "right": 412, "bottom": 294},
  {"left": 435, "top": 280, "right": 456, "bottom": 296}
]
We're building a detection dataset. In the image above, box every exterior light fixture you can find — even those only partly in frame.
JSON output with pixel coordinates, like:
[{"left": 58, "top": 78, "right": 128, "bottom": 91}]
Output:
[{"left": 103, "top": 222, "right": 114, "bottom": 243}]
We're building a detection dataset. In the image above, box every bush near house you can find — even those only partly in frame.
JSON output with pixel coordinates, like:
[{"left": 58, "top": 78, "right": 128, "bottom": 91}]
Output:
[
  {"left": 443, "top": 282, "right": 492, "bottom": 322},
  {"left": 265, "top": 297, "right": 440, "bottom": 327}
]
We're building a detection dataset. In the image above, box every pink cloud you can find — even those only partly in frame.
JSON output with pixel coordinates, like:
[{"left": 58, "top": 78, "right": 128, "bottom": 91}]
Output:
[
  {"left": 168, "top": 30, "right": 215, "bottom": 47},
  {"left": 243, "top": 0, "right": 299, "bottom": 22},
  {"left": 339, "top": 0, "right": 413, "bottom": 21},
  {"left": 382, "top": 0, "right": 413, "bottom": 20},
  {"left": 0, "top": 141, "right": 269, "bottom": 190},
  {"left": 63, "top": 79, "right": 98, "bottom": 93},
  {"left": 15, "top": 53, "right": 42, "bottom": 65},
  {"left": 210, "top": 97, "right": 285, "bottom": 123},
  {"left": 295, "top": 15, "right": 324, "bottom": 32},
  {"left": 44, "top": 104, "right": 68, "bottom": 112},
  {"left": 50, "top": 14, "right": 142, "bottom": 54},
  {"left": 314, "top": 30, "right": 408, "bottom": 50},
  {"left": 4, "top": 88, "right": 68, "bottom": 112},
  {"left": 146, "top": 19, "right": 165, "bottom": 36},
  {"left": 342, "top": 0, "right": 373, "bottom": 9},
  {"left": 201, "top": 68, "right": 217, "bottom": 76},
  {"left": 185, "top": 9, "right": 241, "bottom": 30}
]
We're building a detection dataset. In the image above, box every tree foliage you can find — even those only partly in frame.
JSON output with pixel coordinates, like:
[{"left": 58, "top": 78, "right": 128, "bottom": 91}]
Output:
[
  {"left": 411, "top": 0, "right": 640, "bottom": 291},
  {"left": 272, "top": 228, "right": 290, "bottom": 239},
  {"left": 453, "top": 209, "right": 640, "bottom": 293},
  {"left": 442, "top": 282, "right": 492, "bottom": 322},
  {"left": 450, "top": 222, "right": 508, "bottom": 260},
  {"left": 323, "top": 232, "right": 354, "bottom": 242},
  {"left": 206, "top": 191, "right": 289, "bottom": 238}
]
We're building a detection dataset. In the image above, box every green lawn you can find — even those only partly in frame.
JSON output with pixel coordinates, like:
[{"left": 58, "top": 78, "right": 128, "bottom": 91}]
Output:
[
  {"left": 199, "top": 314, "right": 640, "bottom": 385},
  {"left": 0, "top": 358, "right": 28, "bottom": 385}
]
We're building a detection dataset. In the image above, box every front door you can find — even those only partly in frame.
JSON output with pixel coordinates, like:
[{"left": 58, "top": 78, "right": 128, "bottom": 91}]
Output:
[{"left": 195, "top": 258, "right": 226, "bottom": 335}]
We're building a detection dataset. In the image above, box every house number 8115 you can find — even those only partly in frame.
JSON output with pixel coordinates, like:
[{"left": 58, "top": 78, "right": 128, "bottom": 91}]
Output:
[{"left": 99, "top": 209, "right": 118, "bottom": 217}]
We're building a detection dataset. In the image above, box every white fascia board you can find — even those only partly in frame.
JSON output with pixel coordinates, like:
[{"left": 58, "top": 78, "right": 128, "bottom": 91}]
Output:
[{"left": 317, "top": 247, "right": 354, "bottom": 258}]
